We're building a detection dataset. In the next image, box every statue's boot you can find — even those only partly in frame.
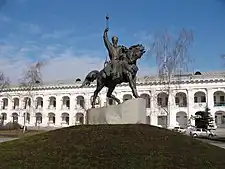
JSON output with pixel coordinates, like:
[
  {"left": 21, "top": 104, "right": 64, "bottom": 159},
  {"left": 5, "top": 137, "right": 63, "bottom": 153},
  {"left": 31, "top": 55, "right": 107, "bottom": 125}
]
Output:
[
  {"left": 124, "top": 63, "right": 133, "bottom": 74},
  {"left": 112, "top": 69, "right": 119, "bottom": 80},
  {"left": 104, "top": 65, "right": 111, "bottom": 77}
]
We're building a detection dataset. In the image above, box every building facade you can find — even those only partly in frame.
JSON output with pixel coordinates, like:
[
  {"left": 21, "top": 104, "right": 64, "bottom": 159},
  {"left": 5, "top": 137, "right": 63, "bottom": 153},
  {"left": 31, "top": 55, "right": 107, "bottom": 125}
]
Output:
[{"left": 0, "top": 71, "right": 225, "bottom": 129}]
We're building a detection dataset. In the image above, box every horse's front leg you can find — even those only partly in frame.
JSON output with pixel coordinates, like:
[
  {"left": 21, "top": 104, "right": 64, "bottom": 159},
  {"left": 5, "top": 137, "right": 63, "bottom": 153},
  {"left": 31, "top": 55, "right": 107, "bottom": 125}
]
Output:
[
  {"left": 106, "top": 85, "right": 121, "bottom": 104},
  {"left": 92, "top": 81, "right": 104, "bottom": 108},
  {"left": 127, "top": 73, "right": 139, "bottom": 98}
]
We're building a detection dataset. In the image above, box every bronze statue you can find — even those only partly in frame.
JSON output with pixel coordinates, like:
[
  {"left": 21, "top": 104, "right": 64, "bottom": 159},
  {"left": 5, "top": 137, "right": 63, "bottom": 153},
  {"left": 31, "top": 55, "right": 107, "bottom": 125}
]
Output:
[{"left": 80, "top": 16, "right": 146, "bottom": 108}]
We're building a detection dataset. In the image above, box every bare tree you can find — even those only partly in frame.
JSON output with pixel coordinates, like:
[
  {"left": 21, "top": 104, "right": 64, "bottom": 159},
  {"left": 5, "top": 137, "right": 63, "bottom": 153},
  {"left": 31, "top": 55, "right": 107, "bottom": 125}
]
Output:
[
  {"left": 149, "top": 29, "right": 194, "bottom": 128},
  {"left": 0, "top": 71, "right": 10, "bottom": 125},
  {"left": 19, "top": 61, "right": 44, "bottom": 132},
  {"left": 0, "top": 72, "right": 10, "bottom": 93}
]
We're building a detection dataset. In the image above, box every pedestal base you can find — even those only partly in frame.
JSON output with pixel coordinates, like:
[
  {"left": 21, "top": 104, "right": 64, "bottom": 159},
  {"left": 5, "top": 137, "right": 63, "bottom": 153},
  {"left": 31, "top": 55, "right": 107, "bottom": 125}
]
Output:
[{"left": 87, "top": 98, "right": 146, "bottom": 124}]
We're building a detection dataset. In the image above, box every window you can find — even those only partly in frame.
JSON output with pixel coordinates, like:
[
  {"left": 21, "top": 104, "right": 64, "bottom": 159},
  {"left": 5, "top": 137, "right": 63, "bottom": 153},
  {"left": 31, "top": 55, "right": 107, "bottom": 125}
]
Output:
[
  {"left": 36, "top": 114, "right": 42, "bottom": 124},
  {"left": 175, "top": 97, "right": 179, "bottom": 105},
  {"left": 53, "top": 100, "right": 56, "bottom": 107},
  {"left": 220, "top": 96, "right": 225, "bottom": 102},
  {"left": 222, "top": 116, "right": 225, "bottom": 124},
  {"left": 2, "top": 114, "right": 7, "bottom": 120},
  {"left": 49, "top": 115, "right": 55, "bottom": 123},
  {"left": 77, "top": 99, "right": 84, "bottom": 108},
  {"left": 12, "top": 114, "right": 18, "bottom": 123},
  {"left": 66, "top": 100, "right": 70, "bottom": 108},
  {"left": 62, "top": 116, "right": 69, "bottom": 124},
  {"left": 13, "top": 116, "right": 18, "bottom": 122},
  {"left": 2, "top": 100, "right": 7, "bottom": 110},
  {"left": 201, "top": 96, "right": 206, "bottom": 102},
  {"left": 157, "top": 98, "right": 162, "bottom": 106},
  {"left": 194, "top": 97, "right": 197, "bottom": 103},
  {"left": 183, "top": 97, "right": 187, "bottom": 106},
  {"left": 165, "top": 97, "right": 168, "bottom": 105}
]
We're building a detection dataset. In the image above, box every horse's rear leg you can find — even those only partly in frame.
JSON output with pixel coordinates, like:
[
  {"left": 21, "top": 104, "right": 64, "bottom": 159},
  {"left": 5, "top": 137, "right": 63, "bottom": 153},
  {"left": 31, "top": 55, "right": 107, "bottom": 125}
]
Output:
[
  {"left": 92, "top": 82, "right": 104, "bottom": 108},
  {"left": 128, "top": 74, "right": 139, "bottom": 98},
  {"left": 106, "top": 86, "right": 121, "bottom": 104}
]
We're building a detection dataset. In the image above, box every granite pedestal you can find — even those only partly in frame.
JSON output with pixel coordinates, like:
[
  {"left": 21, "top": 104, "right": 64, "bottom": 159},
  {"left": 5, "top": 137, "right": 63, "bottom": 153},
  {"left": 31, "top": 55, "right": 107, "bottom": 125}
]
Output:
[{"left": 86, "top": 98, "right": 146, "bottom": 124}]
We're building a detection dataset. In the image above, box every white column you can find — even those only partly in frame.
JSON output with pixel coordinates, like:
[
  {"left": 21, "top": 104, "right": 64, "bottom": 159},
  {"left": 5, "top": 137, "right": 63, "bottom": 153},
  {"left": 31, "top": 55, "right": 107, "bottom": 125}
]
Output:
[
  {"left": 41, "top": 96, "right": 49, "bottom": 127},
  {"left": 207, "top": 88, "right": 214, "bottom": 109},
  {"left": 11, "top": 99, "right": 14, "bottom": 110},
  {"left": 69, "top": 95, "right": 76, "bottom": 126},
  {"left": 20, "top": 98, "right": 25, "bottom": 110},
  {"left": 83, "top": 94, "right": 91, "bottom": 124},
  {"left": 150, "top": 90, "right": 158, "bottom": 126},
  {"left": 29, "top": 97, "right": 35, "bottom": 126},
  {"left": 7, "top": 98, "right": 12, "bottom": 111},
  {"left": 60, "top": 97, "right": 63, "bottom": 110},
  {"left": 0, "top": 99, "right": 3, "bottom": 110},
  {"left": 55, "top": 95, "right": 62, "bottom": 127},
  {"left": 28, "top": 97, "right": 36, "bottom": 126},
  {"left": 99, "top": 93, "right": 106, "bottom": 107},
  {"left": 168, "top": 90, "right": 176, "bottom": 128},
  {"left": 46, "top": 98, "right": 50, "bottom": 109},
  {"left": 187, "top": 89, "right": 195, "bottom": 126},
  {"left": 84, "top": 94, "right": 91, "bottom": 110}
]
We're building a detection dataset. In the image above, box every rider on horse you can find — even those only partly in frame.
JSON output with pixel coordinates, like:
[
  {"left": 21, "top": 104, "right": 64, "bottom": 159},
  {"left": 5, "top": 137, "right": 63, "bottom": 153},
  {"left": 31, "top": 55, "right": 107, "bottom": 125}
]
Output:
[{"left": 103, "top": 27, "right": 133, "bottom": 80}]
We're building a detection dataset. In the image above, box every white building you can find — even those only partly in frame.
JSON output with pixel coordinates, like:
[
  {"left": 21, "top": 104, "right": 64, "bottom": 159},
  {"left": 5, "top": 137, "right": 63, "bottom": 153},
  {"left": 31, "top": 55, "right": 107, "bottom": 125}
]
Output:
[{"left": 0, "top": 71, "right": 225, "bottom": 129}]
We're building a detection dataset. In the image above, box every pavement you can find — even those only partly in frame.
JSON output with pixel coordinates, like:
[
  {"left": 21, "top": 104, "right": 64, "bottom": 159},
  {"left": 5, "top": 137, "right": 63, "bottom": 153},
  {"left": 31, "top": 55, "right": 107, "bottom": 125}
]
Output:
[
  {"left": 214, "top": 128, "right": 225, "bottom": 137},
  {"left": 0, "top": 137, "right": 18, "bottom": 143},
  {"left": 197, "top": 138, "right": 225, "bottom": 149},
  {"left": 27, "top": 126, "right": 61, "bottom": 131},
  {"left": 184, "top": 127, "right": 225, "bottom": 149}
]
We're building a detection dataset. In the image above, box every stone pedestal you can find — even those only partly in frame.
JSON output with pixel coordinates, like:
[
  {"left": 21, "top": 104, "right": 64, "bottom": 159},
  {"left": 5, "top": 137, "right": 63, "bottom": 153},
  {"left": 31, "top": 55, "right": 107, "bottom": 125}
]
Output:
[{"left": 86, "top": 98, "right": 146, "bottom": 124}]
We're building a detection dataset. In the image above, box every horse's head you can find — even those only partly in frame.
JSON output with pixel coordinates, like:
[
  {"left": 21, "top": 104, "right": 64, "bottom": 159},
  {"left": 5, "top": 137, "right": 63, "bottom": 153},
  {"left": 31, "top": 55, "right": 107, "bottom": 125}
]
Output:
[{"left": 128, "top": 44, "right": 146, "bottom": 61}]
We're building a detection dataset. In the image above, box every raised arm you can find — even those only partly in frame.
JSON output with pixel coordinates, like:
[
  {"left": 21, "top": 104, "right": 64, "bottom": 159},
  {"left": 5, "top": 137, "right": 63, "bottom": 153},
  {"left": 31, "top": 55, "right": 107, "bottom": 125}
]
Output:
[{"left": 103, "top": 28, "right": 112, "bottom": 52}]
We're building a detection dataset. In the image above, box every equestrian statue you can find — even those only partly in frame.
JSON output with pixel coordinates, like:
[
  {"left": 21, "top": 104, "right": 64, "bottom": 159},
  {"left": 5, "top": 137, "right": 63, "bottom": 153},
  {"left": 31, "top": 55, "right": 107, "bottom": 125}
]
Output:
[{"left": 80, "top": 15, "right": 146, "bottom": 108}]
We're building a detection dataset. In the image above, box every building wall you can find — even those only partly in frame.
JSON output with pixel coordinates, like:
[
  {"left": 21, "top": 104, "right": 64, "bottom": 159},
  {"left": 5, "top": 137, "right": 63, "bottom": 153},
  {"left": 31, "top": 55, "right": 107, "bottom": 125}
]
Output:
[{"left": 1, "top": 74, "right": 225, "bottom": 129}]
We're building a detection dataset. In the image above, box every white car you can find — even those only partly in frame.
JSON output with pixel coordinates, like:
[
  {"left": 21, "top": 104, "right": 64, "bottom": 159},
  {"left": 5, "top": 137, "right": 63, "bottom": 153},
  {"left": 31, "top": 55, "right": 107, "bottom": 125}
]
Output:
[
  {"left": 172, "top": 126, "right": 186, "bottom": 133},
  {"left": 190, "top": 128, "right": 216, "bottom": 138}
]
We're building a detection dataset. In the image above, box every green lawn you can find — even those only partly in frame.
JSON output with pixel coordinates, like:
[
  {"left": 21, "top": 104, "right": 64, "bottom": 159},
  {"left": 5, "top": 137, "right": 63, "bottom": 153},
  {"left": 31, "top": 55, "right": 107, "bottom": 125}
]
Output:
[{"left": 0, "top": 124, "right": 225, "bottom": 169}]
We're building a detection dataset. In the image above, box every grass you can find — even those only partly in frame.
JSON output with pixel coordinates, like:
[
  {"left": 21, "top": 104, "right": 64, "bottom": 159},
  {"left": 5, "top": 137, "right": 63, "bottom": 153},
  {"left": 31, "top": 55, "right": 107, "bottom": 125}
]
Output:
[{"left": 0, "top": 124, "right": 225, "bottom": 169}]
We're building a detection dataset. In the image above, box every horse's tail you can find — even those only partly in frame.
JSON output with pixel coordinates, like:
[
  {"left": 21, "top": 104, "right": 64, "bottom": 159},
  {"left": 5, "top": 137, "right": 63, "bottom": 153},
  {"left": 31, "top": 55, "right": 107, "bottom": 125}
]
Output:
[{"left": 80, "top": 70, "right": 100, "bottom": 88}]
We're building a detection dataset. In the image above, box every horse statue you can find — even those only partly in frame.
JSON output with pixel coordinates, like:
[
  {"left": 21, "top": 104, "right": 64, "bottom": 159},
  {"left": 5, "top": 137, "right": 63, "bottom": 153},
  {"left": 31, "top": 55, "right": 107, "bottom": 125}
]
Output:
[{"left": 80, "top": 44, "right": 145, "bottom": 108}]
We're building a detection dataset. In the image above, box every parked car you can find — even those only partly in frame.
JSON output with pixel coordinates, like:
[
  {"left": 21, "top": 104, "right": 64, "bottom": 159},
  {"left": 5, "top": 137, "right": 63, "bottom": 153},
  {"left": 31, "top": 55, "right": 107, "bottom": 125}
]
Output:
[
  {"left": 207, "top": 124, "right": 217, "bottom": 130},
  {"left": 172, "top": 126, "right": 186, "bottom": 133},
  {"left": 190, "top": 128, "right": 216, "bottom": 138}
]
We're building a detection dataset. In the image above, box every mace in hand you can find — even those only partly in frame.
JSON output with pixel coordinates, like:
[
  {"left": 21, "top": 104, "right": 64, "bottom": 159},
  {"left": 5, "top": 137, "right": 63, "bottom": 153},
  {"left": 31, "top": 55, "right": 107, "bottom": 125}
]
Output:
[{"left": 106, "top": 15, "right": 109, "bottom": 29}]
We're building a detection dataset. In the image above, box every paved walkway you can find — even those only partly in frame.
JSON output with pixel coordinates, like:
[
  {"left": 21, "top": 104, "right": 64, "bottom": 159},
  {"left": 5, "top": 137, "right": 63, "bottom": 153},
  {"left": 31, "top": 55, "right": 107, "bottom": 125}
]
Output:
[
  {"left": 198, "top": 138, "right": 225, "bottom": 149},
  {"left": 0, "top": 137, "right": 18, "bottom": 143},
  {"left": 214, "top": 128, "right": 225, "bottom": 137}
]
